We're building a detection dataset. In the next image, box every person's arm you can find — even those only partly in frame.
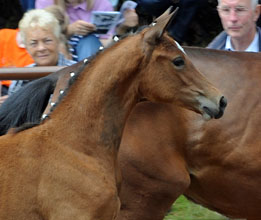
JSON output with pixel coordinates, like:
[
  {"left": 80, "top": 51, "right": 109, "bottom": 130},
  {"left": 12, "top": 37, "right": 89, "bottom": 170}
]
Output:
[
  {"left": 66, "top": 0, "right": 114, "bottom": 39},
  {"left": 115, "top": 9, "right": 138, "bottom": 36},
  {"left": 66, "top": 20, "right": 96, "bottom": 37},
  {"left": 100, "top": 8, "right": 138, "bottom": 47}
]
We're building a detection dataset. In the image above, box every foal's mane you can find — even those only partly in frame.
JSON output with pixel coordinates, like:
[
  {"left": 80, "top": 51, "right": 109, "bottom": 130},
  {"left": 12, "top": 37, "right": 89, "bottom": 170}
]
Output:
[{"left": 43, "top": 59, "right": 88, "bottom": 119}]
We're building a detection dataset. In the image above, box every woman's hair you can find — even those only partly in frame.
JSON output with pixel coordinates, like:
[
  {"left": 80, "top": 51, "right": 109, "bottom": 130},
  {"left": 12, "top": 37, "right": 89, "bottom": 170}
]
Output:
[
  {"left": 54, "top": 0, "right": 94, "bottom": 11},
  {"left": 19, "top": 9, "right": 61, "bottom": 44}
]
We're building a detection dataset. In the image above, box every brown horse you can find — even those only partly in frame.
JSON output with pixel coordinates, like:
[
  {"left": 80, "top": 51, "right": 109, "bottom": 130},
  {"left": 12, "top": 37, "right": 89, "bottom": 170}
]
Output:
[
  {"left": 117, "top": 47, "right": 261, "bottom": 220},
  {"left": 0, "top": 8, "right": 226, "bottom": 220}
]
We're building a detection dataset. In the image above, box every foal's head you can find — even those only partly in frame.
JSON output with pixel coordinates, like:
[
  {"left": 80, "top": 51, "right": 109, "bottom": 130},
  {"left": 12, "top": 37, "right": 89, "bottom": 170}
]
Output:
[{"left": 138, "top": 7, "right": 227, "bottom": 120}]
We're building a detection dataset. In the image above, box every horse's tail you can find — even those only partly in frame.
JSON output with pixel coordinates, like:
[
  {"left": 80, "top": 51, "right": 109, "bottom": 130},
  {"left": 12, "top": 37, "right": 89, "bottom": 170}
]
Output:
[{"left": 0, "top": 74, "right": 58, "bottom": 135}]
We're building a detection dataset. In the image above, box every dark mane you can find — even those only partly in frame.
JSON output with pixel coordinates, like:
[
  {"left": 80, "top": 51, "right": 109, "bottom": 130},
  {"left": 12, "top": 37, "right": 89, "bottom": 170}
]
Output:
[{"left": 0, "top": 75, "right": 56, "bottom": 135}]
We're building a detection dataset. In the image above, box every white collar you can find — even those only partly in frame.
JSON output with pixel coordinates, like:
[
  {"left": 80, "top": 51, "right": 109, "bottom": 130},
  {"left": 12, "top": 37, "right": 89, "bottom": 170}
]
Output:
[
  {"left": 16, "top": 31, "right": 26, "bottom": 48},
  {"left": 225, "top": 32, "right": 259, "bottom": 52}
]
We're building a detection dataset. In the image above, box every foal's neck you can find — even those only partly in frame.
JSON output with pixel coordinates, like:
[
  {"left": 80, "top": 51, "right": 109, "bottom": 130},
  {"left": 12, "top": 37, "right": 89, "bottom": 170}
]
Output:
[{"left": 47, "top": 36, "right": 144, "bottom": 153}]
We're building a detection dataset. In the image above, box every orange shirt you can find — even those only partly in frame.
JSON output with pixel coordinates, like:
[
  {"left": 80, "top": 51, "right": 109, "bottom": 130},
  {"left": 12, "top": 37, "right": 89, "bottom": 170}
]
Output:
[{"left": 0, "top": 29, "right": 34, "bottom": 86}]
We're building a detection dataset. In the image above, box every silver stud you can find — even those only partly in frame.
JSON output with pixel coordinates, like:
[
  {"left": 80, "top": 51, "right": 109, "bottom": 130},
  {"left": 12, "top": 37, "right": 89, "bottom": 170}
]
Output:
[
  {"left": 70, "top": 72, "right": 75, "bottom": 77},
  {"left": 60, "top": 90, "right": 64, "bottom": 95},
  {"left": 83, "top": 58, "right": 88, "bottom": 63},
  {"left": 50, "top": 102, "right": 56, "bottom": 107},
  {"left": 113, "top": 36, "right": 119, "bottom": 42},
  {"left": 99, "top": 46, "right": 104, "bottom": 50},
  {"left": 42, "top": 114, "right": 48, "bottom": 119},
  {"left": 151, "top": 22, "right": 157, "bottom": 26}
]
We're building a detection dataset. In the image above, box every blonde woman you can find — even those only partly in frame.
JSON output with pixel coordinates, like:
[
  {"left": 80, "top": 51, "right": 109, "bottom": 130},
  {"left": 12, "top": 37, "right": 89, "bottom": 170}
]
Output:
[
  {"left": 36, "top": 0, "right": 113, "bottom": 61},
  {"left": 8, "top": 9, "right": 75, "bottom": 95}
]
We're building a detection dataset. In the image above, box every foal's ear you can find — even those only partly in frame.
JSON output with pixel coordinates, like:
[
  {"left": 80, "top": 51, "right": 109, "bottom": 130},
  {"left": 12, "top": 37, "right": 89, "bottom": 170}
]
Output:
[{"left": 143, "top": 6, "right": 178, "bottom": 45}]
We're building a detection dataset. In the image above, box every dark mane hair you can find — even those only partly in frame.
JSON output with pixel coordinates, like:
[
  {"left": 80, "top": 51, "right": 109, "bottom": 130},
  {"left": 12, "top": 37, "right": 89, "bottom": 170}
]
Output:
[
  {"left": 41, "top": 59, "right": 89, "bottom": 122},
  {"left": 0, "top": 74, "right": 57, "bottom": 135}
]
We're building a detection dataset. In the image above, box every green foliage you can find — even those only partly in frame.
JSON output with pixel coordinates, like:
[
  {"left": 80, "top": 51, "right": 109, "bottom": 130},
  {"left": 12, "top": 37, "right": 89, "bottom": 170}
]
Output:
[{"left": 164, "top": 195, "right": 229, "bottom": 220}]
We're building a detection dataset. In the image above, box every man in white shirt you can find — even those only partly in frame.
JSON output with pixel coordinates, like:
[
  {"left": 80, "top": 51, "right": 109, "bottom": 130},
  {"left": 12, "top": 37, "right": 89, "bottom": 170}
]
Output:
[{"left": 208, "top": 0, "right": 261, "bottom": 52}]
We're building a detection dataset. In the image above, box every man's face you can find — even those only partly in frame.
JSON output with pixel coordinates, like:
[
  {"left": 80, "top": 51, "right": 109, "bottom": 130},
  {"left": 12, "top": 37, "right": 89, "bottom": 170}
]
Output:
[
  {"left": 25, "top": 26, "right": 59, "bottom": 66},
  {"left": 218, "top": 0, "right": 260, "bottom": 39}
]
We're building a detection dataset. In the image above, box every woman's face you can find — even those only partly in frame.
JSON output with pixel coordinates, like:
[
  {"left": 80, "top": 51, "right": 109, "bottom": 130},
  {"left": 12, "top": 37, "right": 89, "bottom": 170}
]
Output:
[{"left": 25, "top": 26, "right": 59, "bottom": 66}]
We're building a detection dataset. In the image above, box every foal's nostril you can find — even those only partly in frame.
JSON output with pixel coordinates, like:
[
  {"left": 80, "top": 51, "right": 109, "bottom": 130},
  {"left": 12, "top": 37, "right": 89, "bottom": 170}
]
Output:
[{"left": 219, "top": 96, "right": 227, "bottom": 109}]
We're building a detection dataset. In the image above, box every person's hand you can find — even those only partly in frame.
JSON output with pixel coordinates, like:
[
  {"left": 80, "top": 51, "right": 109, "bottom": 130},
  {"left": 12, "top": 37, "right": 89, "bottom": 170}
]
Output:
[
  {"left": 122, "top": 9, "right": 138, "bottom": 28},
  {"left": 67, "top": 20, "right": 96, "bottom": 36},
  {"left": 116, "top": 9, "right": 138, "bottom": 35},
  {"left": 0, "top": 95, "right": 8, "bottom": 106}
]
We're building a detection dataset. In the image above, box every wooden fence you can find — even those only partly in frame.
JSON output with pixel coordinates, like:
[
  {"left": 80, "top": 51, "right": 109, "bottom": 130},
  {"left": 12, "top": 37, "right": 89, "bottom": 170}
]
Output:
[{"left": 0, "top": 66, "right": 65, "bottom": 80}]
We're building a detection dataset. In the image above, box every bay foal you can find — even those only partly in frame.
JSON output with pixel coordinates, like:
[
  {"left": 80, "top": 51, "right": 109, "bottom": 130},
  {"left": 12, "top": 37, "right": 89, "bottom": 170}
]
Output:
[{"left": 0, "top": 9, "right": 225, "bottom": 220}]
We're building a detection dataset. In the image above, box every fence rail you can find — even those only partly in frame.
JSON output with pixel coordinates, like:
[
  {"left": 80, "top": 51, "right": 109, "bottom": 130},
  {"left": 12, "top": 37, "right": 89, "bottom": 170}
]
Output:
[{"left": 0, "top": 66, "right": 65, "bottom": 80}]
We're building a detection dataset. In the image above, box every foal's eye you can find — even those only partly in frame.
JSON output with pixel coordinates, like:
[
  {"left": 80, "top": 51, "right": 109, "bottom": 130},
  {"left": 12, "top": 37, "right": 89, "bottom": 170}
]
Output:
[{"left": 173, "top": 57, "right": 185, "bottom": 68}]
